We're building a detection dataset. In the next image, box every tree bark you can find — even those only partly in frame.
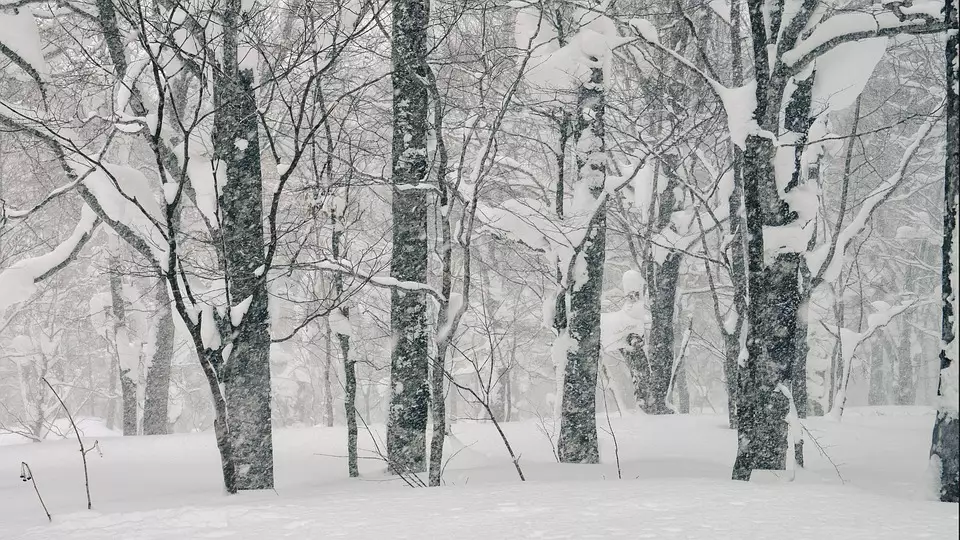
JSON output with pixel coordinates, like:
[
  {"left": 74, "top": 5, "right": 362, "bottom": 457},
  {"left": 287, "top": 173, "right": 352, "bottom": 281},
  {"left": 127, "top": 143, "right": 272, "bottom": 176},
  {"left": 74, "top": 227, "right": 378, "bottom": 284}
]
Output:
[
  {"left": 214, "top": 0, "right": 274, "bottom": 490},
  {"left": 896, "top": 263, "right": 917, "bottom": 405},
  {"left": 109, "top": 259, "right": 138, "bottom": 437},
  {"left": 323, "top": 319, "right": 334, "bottom": 428},
  {"left": 557, "top": 66, "right": 606, "bottom": 465},
  {"left": 386, "top": 0, "right": 431, "bottom": 474},
  {"left": 645, "top": 253, "right": 681, "bottom": 414},
  {"left": 331, "top": 212, "right": 358, "bottom": 477},
  {"left": 868, "top": 339, "right": 886, "bottom": 406},
  {"left": 733, "top": 2, "right": 818, "bottom": 479},
  {"left": 930, "top": 0, "right": 959, "bottom": 502},
  {"left": 143, "top": 281, "right": 174, "bottom": 435}
]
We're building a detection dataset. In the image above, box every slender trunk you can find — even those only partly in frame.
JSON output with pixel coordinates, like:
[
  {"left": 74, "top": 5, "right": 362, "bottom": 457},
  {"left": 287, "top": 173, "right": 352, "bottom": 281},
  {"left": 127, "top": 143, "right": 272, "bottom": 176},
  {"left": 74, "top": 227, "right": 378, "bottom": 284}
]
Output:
[
  {"left": 143, "top": 281, "right": 173, "bottom": 435},
  {"left": 723, "top": 333, "right": 741, "bottom": 428},
  {"left": 793, "top": 264, "right": 811, "bottom": 465},
  {"left": 387, "top": 0, "right": 431, "bottom": 474},
  {"left": 930, "top": 0, "right": 959, "bottom": 502},
  {"left": 557, "top": 66, "right": 605, "bottom": 464},
  {"left": 323, "top": 320, "right": 334, "bottom": 428},
  {"left": 341, "top": 332, "right": 357, "bottom": 477},
  {"left": 504, "top": 366, "right": 512, "bottom": 422},
  {"left": 429, "top": 342, "right": 448, "bottom": 486},
  {"left": 897, "top": 264, "right": 917, "bottom": 405},
  {"left": 106, "top": 354, "right": 118, "bottom": 431},
  {"left": 868, "top": 339, "right": 886, "bottom": 406},
  {"left": 676, "top": 362, "right": 690, "bottom": 414},
  {"left": 722, "top": 0, "right": 748, "bottom": 432},
  {"left": 331, "top": 211, "right": 358, "bottom": 477},
  {"left": 109, "top": 259, "right": 138, "bottom": 436}
]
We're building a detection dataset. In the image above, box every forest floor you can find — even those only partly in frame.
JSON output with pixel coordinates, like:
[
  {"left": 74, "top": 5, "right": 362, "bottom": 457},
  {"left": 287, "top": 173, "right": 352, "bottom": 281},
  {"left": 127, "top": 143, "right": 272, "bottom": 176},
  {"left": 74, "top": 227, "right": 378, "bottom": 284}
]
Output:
[{"left": 0, "top": 406, "right": 956, "bottom": 538}]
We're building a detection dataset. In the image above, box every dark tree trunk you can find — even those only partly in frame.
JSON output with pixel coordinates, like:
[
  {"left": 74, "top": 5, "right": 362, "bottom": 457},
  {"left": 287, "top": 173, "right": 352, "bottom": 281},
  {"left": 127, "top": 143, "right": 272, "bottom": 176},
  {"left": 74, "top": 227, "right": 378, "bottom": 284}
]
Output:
[
  {"left": 331, "top": 214, "right": 358, "bottom": 477},
  {"left": 733, "top": 134, "right": 792, "bottom": 481},
  {"left": 645, "top": 253, "right": 681, "bottom": 414},
  {"left": 721, "top": 0, "right": 747, "bottom": 432},
  {"left": 557, "top": 66, "right": 606, "bottom": 465},
  {"left": 623, "top": 334, "right": 651, "bottom": 407},
  {"left": 723, "top": 333, "right": 741, "bottom": 428},
  {"left": 793, "top": 264, "right": 811, "bottom": 465},
  {"left": 143, "top": 281, "right": 174, "bottom": 435},
  {"left": 733, "top": 1, "right": 817, "bottom": 478},
  {"left": 930, "top": 0, "right": 959, "bottom": 502},
  {"left": 386, "top": 0, "right": 431, "bottom": 474},
  {"left": 214, "top": 0, "right": 274, "bottom": 490}
]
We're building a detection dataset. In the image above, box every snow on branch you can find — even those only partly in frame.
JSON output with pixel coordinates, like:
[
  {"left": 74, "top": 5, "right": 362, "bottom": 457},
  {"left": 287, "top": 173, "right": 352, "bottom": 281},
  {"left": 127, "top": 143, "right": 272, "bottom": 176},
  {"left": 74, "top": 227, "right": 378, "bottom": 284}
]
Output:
[
  {"left": 826, "top": 299, "right": 916, "bottom": 419},
  {"left": 782, "top": 2, "right": 948, "bottom": 71},
  {"left": 0, "top": 8, "right": 48, "bottom": 89},
  {"left": 315, "top": 259, "right": 443, "bottom": 303},
  {"left": 1, "top": 177, "right": 82, "bottom": 222},
  {"left": 0, "top": 205, "right": 100, "bottom": 313}
]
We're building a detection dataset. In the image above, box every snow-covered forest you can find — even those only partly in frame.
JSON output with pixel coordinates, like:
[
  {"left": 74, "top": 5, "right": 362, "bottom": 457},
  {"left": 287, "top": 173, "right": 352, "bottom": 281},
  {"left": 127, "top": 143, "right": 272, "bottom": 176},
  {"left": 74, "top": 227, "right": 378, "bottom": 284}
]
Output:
[{"left": 0, "top": 0, "right": 957, "bottom": 536}]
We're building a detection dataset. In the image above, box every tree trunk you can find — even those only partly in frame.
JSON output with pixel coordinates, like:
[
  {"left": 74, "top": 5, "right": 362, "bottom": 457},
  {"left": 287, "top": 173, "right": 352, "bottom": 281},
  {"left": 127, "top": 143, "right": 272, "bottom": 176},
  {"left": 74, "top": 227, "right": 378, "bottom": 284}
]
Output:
[
  {"left": 331, "top": 210, "right": 358, "bottom": 478},
  {"left": 323, "top": 319, "right": 334, "bottom": 428},
  {"left": 868, "top": 339, "right": 886, "bottom": 406},
  {"left": 143, "top": 281, "right": 173, "bottom": 435},
  {"left": 733, "top": 9, "right": 816, "bottom": 478},
  {"left": 930, "top": 0, "right": 959, "bottom": 502},
  {"left": 721, "top": 0, "right": 747, "bottom": 432},
  {"left": 645, "top": 253, "right": 681, "bottom": 414},
  {"left": 557, "top": 66, "right": 605, "bottom": 465},
  {"left": 214, "top": 0, "right": 274, "bottom": 490},
  {"left": 676, "top": 361, "right": 690, "bottom": 414},
  {"left": 733, "top": 134, "right": 792, "bottom": 481},
  {"left": 723, "top": 332, "right": 740, "bottom": 429},
  {"left": 386, "top": 0, "right": 431, "bottom": 474},
  {"left": 109, "top": 259, "right": 138, "bottom": 437},
  {"left": 896, "top": 264, "right": 917, "bottom": 405}
]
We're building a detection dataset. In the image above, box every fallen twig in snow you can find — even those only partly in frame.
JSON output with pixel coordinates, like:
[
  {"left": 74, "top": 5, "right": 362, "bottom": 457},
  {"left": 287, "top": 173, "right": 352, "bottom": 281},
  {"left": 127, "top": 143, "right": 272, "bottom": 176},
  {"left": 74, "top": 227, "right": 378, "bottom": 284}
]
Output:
[
  {"left": 355, "top": 412, "right": 426, "bottom": 488},
  {"left": 798, "top": 423, "right": 847, "bottom": 484}
]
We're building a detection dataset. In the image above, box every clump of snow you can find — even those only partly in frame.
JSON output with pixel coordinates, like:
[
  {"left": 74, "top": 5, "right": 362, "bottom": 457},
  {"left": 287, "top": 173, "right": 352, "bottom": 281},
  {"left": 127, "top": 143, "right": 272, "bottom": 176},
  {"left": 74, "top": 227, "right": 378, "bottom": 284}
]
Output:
[
  {"left": 621, "top": 269, "right": 644, "bottom": 294},
  {"left": 329, "top": 309, "right": 353, "bottom": 337},
  {"left": 715, "top": 82, "right": 759, "bottom": 149},
  {"left": 230, "top": 296, "right": 253, "bottom": 327},
  {"left": 0, "top": 9, "right": 49, "bottom": 79},
  {"left": 199, "top": 303, "right": 221, "bottom": 349},
  {"left": 810, "top": 38, "right": 888, "bottom": 116},
  {"left": 0, "top": 206, "right": 99, "bottom": 313}
]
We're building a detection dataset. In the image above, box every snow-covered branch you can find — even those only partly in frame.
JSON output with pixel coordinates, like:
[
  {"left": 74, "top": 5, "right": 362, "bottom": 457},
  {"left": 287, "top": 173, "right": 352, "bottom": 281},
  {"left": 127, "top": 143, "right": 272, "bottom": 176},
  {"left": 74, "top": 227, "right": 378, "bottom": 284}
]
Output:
[{"left": 0, "top": 206, "right": 100, "bottom": 313}]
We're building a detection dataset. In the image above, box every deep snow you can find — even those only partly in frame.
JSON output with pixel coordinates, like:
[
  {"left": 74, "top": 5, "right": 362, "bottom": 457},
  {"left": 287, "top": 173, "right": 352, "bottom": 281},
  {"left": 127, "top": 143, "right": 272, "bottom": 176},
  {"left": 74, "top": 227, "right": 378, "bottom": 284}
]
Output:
[{"left": 1, "top": 407, "right": 956, "bottom": 538}]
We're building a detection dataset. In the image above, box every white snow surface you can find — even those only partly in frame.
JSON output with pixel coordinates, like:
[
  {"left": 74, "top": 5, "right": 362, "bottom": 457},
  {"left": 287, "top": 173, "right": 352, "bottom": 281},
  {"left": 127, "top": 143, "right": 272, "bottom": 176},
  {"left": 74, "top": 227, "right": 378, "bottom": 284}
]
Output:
[{"left": 1, "top": 408, "right": 955, "bottom": 538}]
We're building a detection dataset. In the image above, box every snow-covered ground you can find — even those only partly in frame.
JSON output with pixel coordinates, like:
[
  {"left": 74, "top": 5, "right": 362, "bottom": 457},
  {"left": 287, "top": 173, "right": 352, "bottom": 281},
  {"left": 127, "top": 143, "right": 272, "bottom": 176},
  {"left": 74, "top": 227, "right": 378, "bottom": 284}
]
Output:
[{"left": 1, "top": 407, "right": 956, "bottom": 538}]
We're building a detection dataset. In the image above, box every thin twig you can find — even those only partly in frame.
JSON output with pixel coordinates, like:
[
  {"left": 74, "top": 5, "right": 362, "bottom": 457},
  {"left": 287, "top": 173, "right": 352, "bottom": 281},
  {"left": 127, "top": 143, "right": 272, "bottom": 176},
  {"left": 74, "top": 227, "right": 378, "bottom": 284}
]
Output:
[
  {"left": 19, "top": 462, "right": 51, "bottom": 522},
  {"left": 41, "top": 377, "right": 92, "bottom": 509}
]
